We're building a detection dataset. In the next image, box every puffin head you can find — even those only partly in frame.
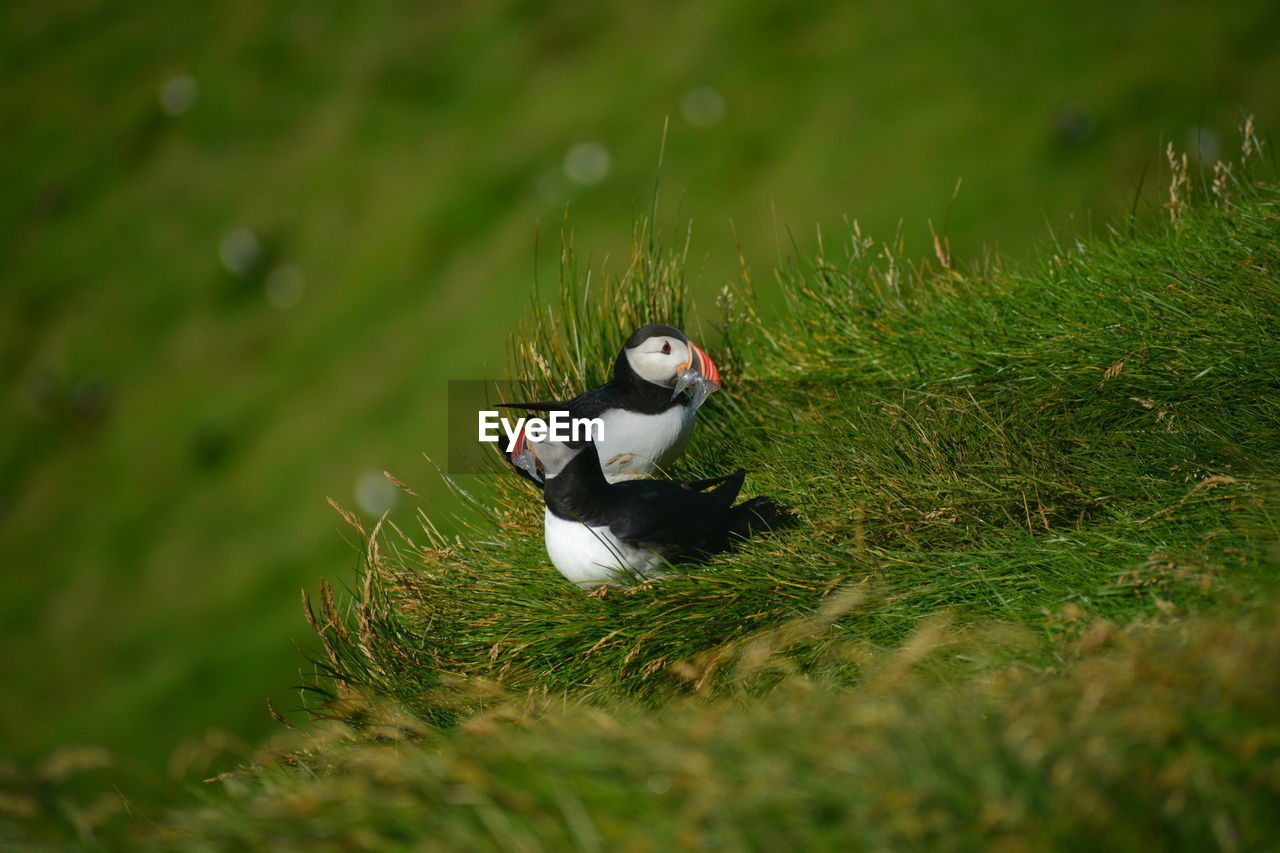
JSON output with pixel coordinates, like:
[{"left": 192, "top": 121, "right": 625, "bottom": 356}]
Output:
[{"left": 616, "top": 324, "right": 721, "bottom": 390}]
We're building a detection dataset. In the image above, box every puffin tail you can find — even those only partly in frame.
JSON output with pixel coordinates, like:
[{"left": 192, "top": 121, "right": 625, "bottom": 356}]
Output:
[{"left": 727, "top": 496, "right": 793, "bottom": 539}]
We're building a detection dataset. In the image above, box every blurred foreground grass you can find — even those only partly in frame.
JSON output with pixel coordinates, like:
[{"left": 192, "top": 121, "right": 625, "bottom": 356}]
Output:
[
  {"left": 133, "top": 605, "right": 1280, "bottom": 849},
  {"left": 3, "top": 0, "right": 1280, "bottom": 776}
]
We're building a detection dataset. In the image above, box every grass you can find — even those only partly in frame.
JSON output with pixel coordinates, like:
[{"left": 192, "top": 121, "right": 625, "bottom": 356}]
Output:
[
  {"left": 4, "top": 135, "right": 1275, "bottom": 848},
  {"left": 139, "top": 603, "right": 1280, "bottom": 850},
  {"left": 286, "top": 132, "right": 1279, "bottom": 729},
  {"left": 5, "top": 1, "right": 1280, "bottom": 770}
]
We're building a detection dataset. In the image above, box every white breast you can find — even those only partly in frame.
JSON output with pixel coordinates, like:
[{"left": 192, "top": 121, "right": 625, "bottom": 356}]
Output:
[
  {"left": 543, "top": 508, "right": 665, "bottom": 590},
  {"left": 596, "top": 405, "right": 696, "bottom": 482}
]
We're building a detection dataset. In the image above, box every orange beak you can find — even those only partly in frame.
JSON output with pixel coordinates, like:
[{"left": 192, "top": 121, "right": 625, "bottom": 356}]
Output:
[{"left": 684, "top": 342, "right": 721, "bottom": 385}]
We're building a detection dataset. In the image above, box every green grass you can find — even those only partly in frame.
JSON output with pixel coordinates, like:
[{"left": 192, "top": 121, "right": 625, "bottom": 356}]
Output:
[
  {"left": 5, "top": 0, "right": 1280, "bottom": 804},
  {"left": 134, "top": 604, "right": 1280, "bottom": 850},
  {"left": 5, "top": 154, "right": 1279, "bottom": 849},
  {"left": 280, "top": 149, "right": 1280, "bottom": 730}
]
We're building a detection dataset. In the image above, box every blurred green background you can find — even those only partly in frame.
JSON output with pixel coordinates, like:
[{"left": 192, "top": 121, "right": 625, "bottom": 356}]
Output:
[{"left": 2, "top": 0, "right": 1277, "bottom": 770}]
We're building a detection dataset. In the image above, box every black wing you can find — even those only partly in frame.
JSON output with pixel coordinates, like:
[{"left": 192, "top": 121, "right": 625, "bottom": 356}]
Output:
[
  {"left": 606, "top": 470, "right": 746, "bottom": 558},
  {"left": 500, "top": 380, "right": 653, "bottom": 421}
]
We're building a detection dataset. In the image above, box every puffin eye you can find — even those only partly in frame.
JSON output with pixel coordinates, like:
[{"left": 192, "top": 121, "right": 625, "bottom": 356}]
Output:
[{"left": 661, "top": 342, "right": 671, "bottom": 354}]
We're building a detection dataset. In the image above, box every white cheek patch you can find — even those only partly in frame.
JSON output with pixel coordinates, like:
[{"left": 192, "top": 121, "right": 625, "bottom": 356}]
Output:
[{"left": 628, "top": 346, "right": 680, "bottom": 387}]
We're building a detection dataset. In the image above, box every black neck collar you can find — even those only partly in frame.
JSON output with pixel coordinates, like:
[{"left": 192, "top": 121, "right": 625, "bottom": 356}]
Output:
[{"left": 611, "top": 350, "right": 688, "bottom": 414}]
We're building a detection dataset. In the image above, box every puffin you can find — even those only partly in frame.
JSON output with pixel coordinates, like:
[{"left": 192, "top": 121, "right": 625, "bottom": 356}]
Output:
[
  {"left": 501, "top": 324, "right": 720, "bottom": 484},
  {"left": 510, "top": 431, "right": 784, "bottom": 590}
]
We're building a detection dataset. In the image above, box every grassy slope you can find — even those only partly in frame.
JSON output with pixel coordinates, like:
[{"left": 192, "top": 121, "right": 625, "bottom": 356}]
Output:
[
  {"left": 4, "top": 0, "right": 1280, "bottom": 783},
  {"left": 290, "top": 168, "right": 1280, "bottom": 725},
  {"left": 5, "top": 167, "right": 1274, "bottom": 848},
  {"left": 157, "top": 606, "right": 1280, "bottom": 851}
]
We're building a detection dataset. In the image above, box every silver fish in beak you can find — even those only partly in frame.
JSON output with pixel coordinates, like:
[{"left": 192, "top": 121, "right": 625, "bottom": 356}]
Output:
[
  {"left": 509, "top": 427, "right": 543, "bottom": 483},
  {"left": 671, "top": 342, "right": 722, "bottom": 409}
]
